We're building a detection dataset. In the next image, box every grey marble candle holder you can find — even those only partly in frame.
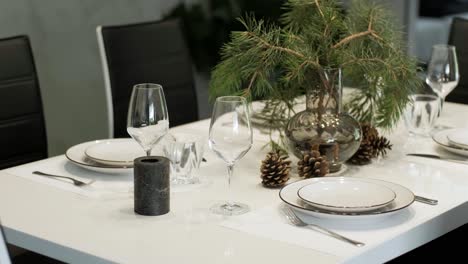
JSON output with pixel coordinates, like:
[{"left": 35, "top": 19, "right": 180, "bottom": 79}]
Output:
[{"left": 134, "top": 156, "right": 170, "bottom": 216}]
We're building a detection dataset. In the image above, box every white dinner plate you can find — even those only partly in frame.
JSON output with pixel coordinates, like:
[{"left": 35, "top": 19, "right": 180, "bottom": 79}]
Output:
[
  {"left": 279, "top": 177, "right": 415, "bottom": 220},
  {"left": 432, "top": 129, "right": 468, "bottom": 157},
  {"left": 446, "top": 128, "right": 468, "bottom": 149},
  {"left": 297, "top": 178, "right": 396, "bottom": 213},
  {"left": 65, "top": 139, "right": 134, "bottom": 174},
  {"left": 85, "top": 139, "right": 145, "bottom": 166}
]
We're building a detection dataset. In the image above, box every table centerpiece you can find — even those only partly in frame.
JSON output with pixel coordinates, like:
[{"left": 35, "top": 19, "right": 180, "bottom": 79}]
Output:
[{"left": 209, "top": 0, "right": 421, "bottom": 184}]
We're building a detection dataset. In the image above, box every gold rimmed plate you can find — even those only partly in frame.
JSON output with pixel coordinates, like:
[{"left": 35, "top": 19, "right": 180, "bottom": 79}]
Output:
[
  {"left": 432, "top": 129, "right": 468, "bottom": 157},
  {"left": 66, "top": 139, "right": 135, "bottom": 174},
  {"left": 84, "top": 139, "right": 144, "bottom": 166},
  {"left": 297, "top": 178, "right": 396, "bottom": 213},
  {"left": 279, "top": 177, "right": 414, "bottom": 220}
]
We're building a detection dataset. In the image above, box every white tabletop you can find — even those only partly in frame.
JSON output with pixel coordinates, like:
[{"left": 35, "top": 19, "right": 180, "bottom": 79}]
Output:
[{"left": 2, "top": 102, "right": 468, "bottom": 264}]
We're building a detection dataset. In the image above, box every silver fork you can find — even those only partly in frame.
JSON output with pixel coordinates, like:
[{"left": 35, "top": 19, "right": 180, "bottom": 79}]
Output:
[
  {"left": 283, "top": 207, "right": 365, "bottom": 247},
  {"left": 33, "top": 171, "right": 95, "bottom": 187}
]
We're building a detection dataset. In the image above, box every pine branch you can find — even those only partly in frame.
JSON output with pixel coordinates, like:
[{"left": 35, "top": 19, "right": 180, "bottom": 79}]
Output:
[
  {"left": 314, "top": 0, "right": 325, "bottom": 18},
  {"left": 333, "top": 7, "right": 381, "bottom": 49},
  {"left": 243, "top": 31, "right": 305, "bottom": 58},
  {"left": 242, "top": 71, "right": 259, "bottom": 97},
  {"left": 333, "top": 30, "right": 372, "bottom": 49}
]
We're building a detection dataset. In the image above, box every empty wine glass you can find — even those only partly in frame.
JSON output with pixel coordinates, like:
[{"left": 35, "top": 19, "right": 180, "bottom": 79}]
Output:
[
  {"left": 209, "top": 96, "right": 253, "bottom": 216},
  {"left": 426, "top": 44, "right": 459, "bottom": 112},
  {"left": 127, "top": 83, "right": 169, "bottom": 156}
]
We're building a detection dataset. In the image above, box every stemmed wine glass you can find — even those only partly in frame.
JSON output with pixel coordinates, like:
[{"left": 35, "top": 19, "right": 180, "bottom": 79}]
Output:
[
  {"left": 209, "top": 96, "right": 253, "bottom": 216},
  {"left": 127, "top": 83, "right": 169, "bottom": 156},
  {"left": 426, "top": 44, "right": 459, "bottom": 113}
]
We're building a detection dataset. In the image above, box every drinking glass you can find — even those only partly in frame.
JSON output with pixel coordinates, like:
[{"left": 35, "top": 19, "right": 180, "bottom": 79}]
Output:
[
  {"left": 403, "top": 94, "right": 440, "bottom": 136},
  {"left": 208, "top": 96, "right": 253, "bottom": 216},
  {"left": 163, "top": 133, "right": 205, "bottom": 185},
  {"left": 127, "top": 83, "right": 169, "bottom": 156},
  {"left": 426, "top": 44, "right": 459, "bottom": 112}
]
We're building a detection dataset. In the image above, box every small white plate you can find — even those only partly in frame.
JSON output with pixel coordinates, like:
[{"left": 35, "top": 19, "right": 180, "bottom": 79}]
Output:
[
  {"left": 279, "top": 177, "right": 415, "bottom": 221},
  {"left": 66, "top": 139, "right": 134, "bottom": 174},
  {"left": 85, "top": 139, "right": 145, "bottom": 166},
  {"left": 297, "top": 178, "right": 396, "bottom": 213},
  {"left": 447, "top": 129, "right": 468, "bottom": 148},
  {"left": 432, "top": 129, "right": 468, "bottom": 157}
]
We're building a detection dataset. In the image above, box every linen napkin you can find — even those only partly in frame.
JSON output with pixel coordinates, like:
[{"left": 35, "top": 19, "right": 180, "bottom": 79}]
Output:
[
  {"left": 3, "top": 156, "right": 133, "bottom": 198},
  {"left": 220, "top": 202, "right": 436, "bottom": 259}
]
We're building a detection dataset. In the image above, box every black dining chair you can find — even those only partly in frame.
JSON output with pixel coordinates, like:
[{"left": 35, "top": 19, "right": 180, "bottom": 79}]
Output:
[
  {"left": 96, "top": 18, "right": 199, "bottom": 138},
  {"left": 0, "top": 36, "right": 61, "bottom": 264},
  {"left": 0, "top": 35, "right": 47, "bottom": 170},
  {"left": 446, "top": 17, "right": 468, "bottom": 104}
]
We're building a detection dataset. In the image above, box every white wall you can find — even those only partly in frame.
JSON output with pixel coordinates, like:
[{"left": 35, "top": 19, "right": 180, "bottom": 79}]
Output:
[{"left": 0, "top": 0, "right": 196, "bottom": 155}]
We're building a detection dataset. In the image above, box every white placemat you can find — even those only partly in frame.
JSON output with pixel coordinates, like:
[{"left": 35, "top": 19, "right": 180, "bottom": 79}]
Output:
[
  {"left": 220, "top": 202, "right": 437, "bottom": 259},
  {"left": 3, "top": 156, "right": 133, "bottom": 198},
  {"left": 3, "top": 155, "right": 214, "bottom": 198}
]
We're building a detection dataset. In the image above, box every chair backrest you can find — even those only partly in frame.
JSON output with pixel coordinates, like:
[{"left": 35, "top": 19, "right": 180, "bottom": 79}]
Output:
[
  {"left": 0, "top": 36, "right": 47, "bottom": 169},
  {"left": 447, "top": 17, "right": 468, "bottom": 104},
  {"left": 97, "top": 19, "right": 198, "bottom": 138},
  {"left": 0, "top": 222, "right": 11, "bottom": 264}
]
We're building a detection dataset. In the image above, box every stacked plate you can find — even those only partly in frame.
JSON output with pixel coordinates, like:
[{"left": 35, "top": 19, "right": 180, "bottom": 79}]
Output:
[
  {"left": 432, "top": 128, "right": 468, "bottom": 156},
  {"left": 65, "top": 138, "right": 145, "bottom": 174},
  {"left": 280, "top": 177, "right": 415, "bottom": 220}
]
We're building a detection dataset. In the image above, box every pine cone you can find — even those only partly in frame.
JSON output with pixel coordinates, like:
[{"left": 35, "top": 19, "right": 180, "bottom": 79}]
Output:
[
  {"left": 297, "top": 150, "right": 329, "bottom": 178},
  {"left": 260, "top": 151, "right": 291, "bottom": 188},
  {"left": 349, "top": 143, "right": 373, "bottom": 165},
  {"left": 361, "top": 123, "right": 379, "bottom": 141},
  {"left": 371, "top": 136, "right": 392, "bottom": 157}
]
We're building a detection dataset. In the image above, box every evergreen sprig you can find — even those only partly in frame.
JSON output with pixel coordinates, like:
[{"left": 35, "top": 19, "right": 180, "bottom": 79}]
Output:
[{"left": 209, "top": 0, "right": 421, "bottom": 144}]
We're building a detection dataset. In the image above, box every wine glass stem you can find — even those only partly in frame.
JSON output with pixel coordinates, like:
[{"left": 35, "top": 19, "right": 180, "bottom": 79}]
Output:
[
  {"left": 226, "top": 164, "right": 234, "bottom": 209},
  {"left": 146, "top": 150, "right": 152, "bottom": 157},
  {"left": 437, "top": 96, "right": 445, "bottom": 119},
  {"left": 440, "top": 97, "right": 445, "bottom": 112}
]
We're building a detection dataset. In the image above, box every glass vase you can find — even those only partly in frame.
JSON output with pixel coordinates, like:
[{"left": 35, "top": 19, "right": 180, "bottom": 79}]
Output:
[{"left": 285, "top": 68, "right": 361, "bottom": 172}]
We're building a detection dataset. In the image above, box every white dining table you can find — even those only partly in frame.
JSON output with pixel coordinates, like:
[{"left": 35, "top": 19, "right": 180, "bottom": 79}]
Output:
[{"left": 1, "top": 102, "right": 468, "bottom": 264}]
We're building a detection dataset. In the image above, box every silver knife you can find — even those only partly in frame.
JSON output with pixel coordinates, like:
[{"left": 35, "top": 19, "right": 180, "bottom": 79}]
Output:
[
  {"left": 414, "top": 195, "right": 438, "bottom": 205},
  {"left": 406, "top": 153, "right": 468, "bottom": 165}
]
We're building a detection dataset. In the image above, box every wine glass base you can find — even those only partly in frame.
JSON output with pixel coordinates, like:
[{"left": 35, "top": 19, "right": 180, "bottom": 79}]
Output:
[
  {"left": 210, "top": 202, "right": 250, "bottom": 216},
  {"left": 171, "top": 176, "right": 199, "bottom": 185}
]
